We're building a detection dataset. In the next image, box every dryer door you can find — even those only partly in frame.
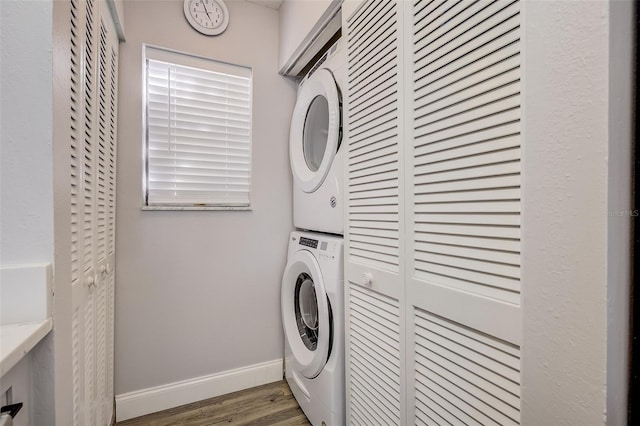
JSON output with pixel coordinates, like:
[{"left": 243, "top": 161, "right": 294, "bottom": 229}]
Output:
[
  {"left": 289, "top": 69, "right": 341, "bottom": 193},
  {"left": 282, "top": 250, "right": 331, "bottom": 378}
]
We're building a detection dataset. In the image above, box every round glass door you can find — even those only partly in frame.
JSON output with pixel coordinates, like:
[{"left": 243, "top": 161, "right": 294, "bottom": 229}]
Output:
[
  {"left": 303, "top": 96, "right": 330, "bottom": 172},
  {"left": 295, "top": 273, "right": 319, "bottom": 351},
  {"left": 281, "top": 250, "right": 330, "bottom": 378},
  {"left": 289, "top": 69, "right": 341, "bottom": 193}
]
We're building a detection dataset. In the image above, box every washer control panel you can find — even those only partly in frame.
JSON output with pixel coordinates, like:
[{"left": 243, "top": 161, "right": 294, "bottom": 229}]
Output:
[
  {"left": 299, "top": 237, "right": 318, "bottom": 249},
  {"left": 292, "top": 233, "right": 342, "bottom": 269},
  {"left": 317, "top": 247, "right": 335, "bottom": 261},
  {"left": 297, "top": 236, "right": 337, "bottom": 257}
]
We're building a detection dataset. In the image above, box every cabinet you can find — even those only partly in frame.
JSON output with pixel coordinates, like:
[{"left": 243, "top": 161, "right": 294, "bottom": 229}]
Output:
[
  {"left": 344, "top": 0, "right": 522, "bottom": 424},
  {"left": 69, "top": 0, "right": 119, "bottom": 424}
]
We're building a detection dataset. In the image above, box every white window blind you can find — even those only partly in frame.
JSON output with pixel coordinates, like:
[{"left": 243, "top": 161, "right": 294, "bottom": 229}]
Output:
[{"left": 144, "top": 47, "right": 252, "bottom": 207}]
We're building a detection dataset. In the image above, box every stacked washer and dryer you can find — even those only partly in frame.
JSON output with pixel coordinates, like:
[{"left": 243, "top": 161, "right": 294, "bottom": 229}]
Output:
[{"left": 281, "top": 39, "right": 346, "bottom": 426}]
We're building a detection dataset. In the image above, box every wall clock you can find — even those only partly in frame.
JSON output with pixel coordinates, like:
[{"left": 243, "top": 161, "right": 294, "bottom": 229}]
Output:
[{"left": 183, "top": 0, "right": 229, "bottom": 36}]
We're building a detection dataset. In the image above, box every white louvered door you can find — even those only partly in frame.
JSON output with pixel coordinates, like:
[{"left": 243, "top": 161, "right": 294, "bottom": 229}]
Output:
[
  {"left": 344, "top": 0, "right": 406, "bottom": 424},
  {"left": 69, "top": 0, "right": 119, "bottom": 424},
  {"left": 407, "top": 0, "right": 522, "bottom": 424},
  {"left": 345, "top": 0, "right": 523, "bottom": 424},
  {"left": 70, "top": 0, "right": 87, "bottom": 423},
  {"left": 105, "top": 11, "right": 119, "bottom": 423},
  {"left": 71, "top": 0, "right": 99, "bottom": 422}
]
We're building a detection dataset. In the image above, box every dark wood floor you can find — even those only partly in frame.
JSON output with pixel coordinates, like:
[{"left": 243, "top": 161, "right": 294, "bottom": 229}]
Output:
[{"left": 116, "top": 381, "right": 311, "bottom": 426}]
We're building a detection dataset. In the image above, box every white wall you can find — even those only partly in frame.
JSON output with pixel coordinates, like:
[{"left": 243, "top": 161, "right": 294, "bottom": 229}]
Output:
[
  {"left": 0, "top": 1, "right": 58, "bottom": 424},
  {"left": 521, "top": 1, "right": 632, "bottom": 423},
  {"left": 115, "top": 0, "right": 296, "bottom": 396},
  {"left": 0, "top": 0, "right": 54, "bottom": 266}
]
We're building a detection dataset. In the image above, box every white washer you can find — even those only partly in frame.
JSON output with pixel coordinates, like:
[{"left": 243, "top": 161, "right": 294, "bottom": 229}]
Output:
[
  {"left": 282, "top": 231, "right": 344, "bottom": 425},
  {"left": 289, "top": 40, "right": 345, "bottom": 235}
]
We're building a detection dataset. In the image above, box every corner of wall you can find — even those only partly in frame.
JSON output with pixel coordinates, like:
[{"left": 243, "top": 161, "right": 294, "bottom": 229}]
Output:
[
  {"left": 606, "top": 1, "right": 634, "bottom": 424},
  {"left": 521, "top": 1, "right": 610, "bottom": 423}
]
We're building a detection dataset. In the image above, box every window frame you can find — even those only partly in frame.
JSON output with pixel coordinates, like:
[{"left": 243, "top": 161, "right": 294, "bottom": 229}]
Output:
[{"left": 142, "top": 45, "right": 253, "bottom": 211}]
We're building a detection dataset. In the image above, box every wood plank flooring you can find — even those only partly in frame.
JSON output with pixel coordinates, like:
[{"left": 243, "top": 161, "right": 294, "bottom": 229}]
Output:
[{"left": 116, "top": 381, "right": 311, "bottom": 426}]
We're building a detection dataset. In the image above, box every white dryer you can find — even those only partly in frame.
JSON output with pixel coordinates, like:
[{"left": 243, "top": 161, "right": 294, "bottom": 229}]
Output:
[
  {"left": 282, "top": 231, "right": 344, "bottom": 425},
  {"left": 289, "top": 40, "right": 345, "bottom": 235}
]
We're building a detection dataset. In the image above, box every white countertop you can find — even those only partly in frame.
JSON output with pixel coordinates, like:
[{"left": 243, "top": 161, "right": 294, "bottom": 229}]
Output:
[{"left": 0, "top": 319, "right": 52, "bottom": 376}]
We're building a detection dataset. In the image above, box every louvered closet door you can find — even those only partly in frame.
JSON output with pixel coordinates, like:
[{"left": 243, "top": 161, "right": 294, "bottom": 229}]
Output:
[
  {"left": 104, "top": 11, "right": 119, "bottom": 424},
  {"left": 70, "top": 0, "right": 88, "bottom": 423},
  {"left": 95, "top": 16, "right": 109, "bottom": 426},
  {"left": 69, "top": 0, "right": 100, "bottom": 423},
  {"left": 407, "top": 1, "right": 522, "bottom": 424},
  {"left": 70, "top": 0, "right": 119, "bottom": 424},
  {"left": 94, "top": 2, "right": 119, "bottom": 424},
  {"left": 344, "top": 0, "right": 406, "bottom": 424}
]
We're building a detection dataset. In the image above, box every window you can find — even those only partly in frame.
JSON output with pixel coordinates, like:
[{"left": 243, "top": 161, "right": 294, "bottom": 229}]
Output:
[{"left": 144, "top": 46, "right": 252, "bottom": 208}]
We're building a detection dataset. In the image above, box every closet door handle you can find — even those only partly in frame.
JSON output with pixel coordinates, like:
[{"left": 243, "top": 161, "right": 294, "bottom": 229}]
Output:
[
  {"left": 361, "top": 272, "right": 373, "bottom": 287},
  {"left": 87, "top": 275, "right": 97, "bottom": 289}
]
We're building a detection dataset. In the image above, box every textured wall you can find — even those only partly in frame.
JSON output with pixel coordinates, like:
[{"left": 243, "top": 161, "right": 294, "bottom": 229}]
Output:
[
  {"left": 0, "top": 0, "right": 54, "bottom": 266},
  {"left": 521, "top": 1, "right": 630, "bottom": 424},
  {"left": 0, "top": 1, "right": 57, "bottom": 425},
  {"left": 115, "top": 0, "right": 296, "bottom": 395}
]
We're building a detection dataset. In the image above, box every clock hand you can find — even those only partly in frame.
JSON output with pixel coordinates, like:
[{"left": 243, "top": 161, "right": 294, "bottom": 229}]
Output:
[{"left": 201, "top": 1, "right": 212, "bottom": 19}]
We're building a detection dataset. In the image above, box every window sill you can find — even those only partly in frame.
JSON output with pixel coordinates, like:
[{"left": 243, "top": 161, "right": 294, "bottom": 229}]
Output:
[{"left": 141, "top": 205, "right": 252, "bottom": 211}]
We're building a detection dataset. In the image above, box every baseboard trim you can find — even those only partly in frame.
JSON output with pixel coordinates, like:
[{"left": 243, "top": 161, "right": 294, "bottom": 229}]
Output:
[{"left": 115, "top": 358, "right": 283, "bottom": 422}]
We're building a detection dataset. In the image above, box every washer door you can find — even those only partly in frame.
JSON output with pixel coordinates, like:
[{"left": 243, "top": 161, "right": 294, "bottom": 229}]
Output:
[
  {"left": 282, "top": 250, "right": 331, "bottom": 378},
  {"left": 289, "top": 69, "right": 341, "bottom": 193}
]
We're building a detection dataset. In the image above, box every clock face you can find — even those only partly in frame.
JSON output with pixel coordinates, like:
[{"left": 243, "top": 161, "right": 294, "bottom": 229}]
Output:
[{"left": 184, "top": 0, "right": 229, "bottom": 36}]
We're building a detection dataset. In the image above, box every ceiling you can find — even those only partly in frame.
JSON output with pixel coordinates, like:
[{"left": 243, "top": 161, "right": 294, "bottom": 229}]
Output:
[{"left": 246, "top": 0, "right": 283, "bottom": 10}]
